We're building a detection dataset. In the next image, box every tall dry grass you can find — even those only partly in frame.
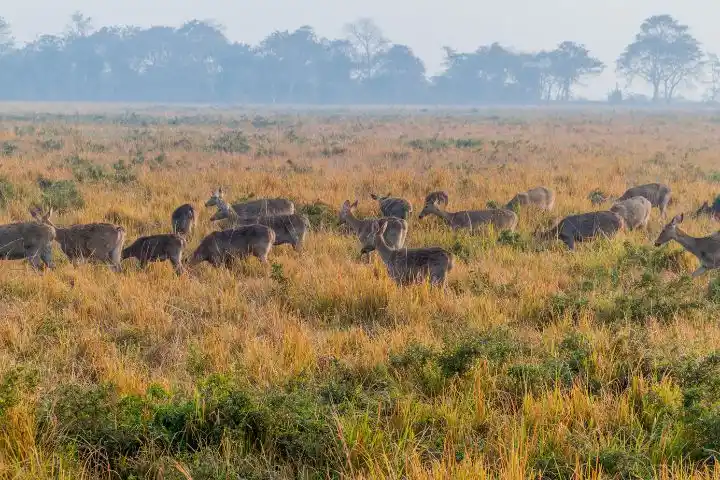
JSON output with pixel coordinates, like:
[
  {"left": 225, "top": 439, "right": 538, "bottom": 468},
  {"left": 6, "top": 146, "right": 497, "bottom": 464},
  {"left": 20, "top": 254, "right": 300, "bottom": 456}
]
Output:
[{"left": 2, "top": 109, "right": 720, "bottom": 478}]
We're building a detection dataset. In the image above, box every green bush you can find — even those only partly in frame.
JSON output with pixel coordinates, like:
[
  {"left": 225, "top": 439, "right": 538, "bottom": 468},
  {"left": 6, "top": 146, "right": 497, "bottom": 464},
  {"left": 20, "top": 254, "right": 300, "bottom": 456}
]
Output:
[
  {"left": 0, "top": 176, "right": 15, "bottom": 208},
  {"left": 207, "top": 130, "right": 251, "bottom": 154},
  {"left": 38, "top": 178, "right": 85, "bottom": 212}
]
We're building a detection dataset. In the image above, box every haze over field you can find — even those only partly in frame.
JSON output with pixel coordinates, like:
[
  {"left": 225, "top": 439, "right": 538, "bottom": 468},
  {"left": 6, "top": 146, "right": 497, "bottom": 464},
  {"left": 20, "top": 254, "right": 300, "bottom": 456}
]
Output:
[{"left": 4, "top": 0, "right": 720, "bottom": 99}]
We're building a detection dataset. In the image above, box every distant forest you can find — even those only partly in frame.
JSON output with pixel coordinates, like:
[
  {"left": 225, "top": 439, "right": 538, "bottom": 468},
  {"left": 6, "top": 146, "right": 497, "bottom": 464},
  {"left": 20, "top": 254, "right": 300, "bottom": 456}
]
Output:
[{"left": 0, "top": 13, "right": 717, "bottom": 104}]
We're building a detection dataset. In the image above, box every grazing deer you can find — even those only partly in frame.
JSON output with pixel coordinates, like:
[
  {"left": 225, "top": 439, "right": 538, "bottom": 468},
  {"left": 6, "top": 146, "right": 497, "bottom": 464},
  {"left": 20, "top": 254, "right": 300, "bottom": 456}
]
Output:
[
  {"left": 189, "top": 224, "right": 275, "bottom": 267},
  {"left": 654, "top": 213, "right": 720, "bottom": 278},
  {"left": 692, "top": 199, "right": 720, "bottom": 221},
  {"left": 424, "top": 191, "right": 449, "bottom": 209},
  {"left": 339, "top": 200, "right": 407, "bottom": 261},
  {"left": 610, "top": 196, "right": 652, "bottom": 230},
  {"left": 205, "top": 187, "right": 294, "bottom": 219},
  {"left": 371, "top": 221, "right": 453, "bottom": 287},
  {"left": 505, "top": 186, "right": 555, "bottom": 211},
  {"left": 122, "top": 234, "right": 185, "bottom": 274},
  {"left": 210, "top": 196, "right": 310, "bottom": 251},
  {"left": 370, "top": 193, "right": 413, "bottom": 220},
  {"left": 535, "top": 211, "right": 624, "bottom": 250},
  {"left": 171, "top": 204, "right": 196, "bottom": 236},
  {"left": 418, "top": 201, "right": 518, "bottom": 233},
  {"left": 31, "top": 207, "right": 125, "bottom": 271},
  {"left": 618, "top": 183, "right": 671, "bottom": 218},
  {"left": 0, "top": 208, "right": 56, "bottom": 270}
]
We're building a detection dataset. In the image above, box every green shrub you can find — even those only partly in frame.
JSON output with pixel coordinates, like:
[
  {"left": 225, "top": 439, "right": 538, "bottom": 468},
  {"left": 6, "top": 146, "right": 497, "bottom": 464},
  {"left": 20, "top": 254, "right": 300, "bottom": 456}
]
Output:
[
  {"left": 207, "top": 130, "right": 251, "bottom": 154},
  {"left": 38, "top": 178, "right": 84, "bottom": 212},
  {"left": 0, "top": 176, "right": 15, "bottom": 208}
]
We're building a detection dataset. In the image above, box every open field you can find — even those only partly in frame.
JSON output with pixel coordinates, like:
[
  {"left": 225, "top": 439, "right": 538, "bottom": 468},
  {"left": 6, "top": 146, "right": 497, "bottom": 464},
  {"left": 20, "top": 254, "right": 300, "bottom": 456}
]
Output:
[{"left": 4, "top": 107, "right": 720, "bottom": 479}]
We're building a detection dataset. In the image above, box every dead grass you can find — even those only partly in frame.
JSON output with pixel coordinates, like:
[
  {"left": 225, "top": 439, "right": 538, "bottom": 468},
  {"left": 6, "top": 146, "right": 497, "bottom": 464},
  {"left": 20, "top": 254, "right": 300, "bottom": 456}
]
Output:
[{"left": 2, "top": 108, "right": 720, "bottom": 478}]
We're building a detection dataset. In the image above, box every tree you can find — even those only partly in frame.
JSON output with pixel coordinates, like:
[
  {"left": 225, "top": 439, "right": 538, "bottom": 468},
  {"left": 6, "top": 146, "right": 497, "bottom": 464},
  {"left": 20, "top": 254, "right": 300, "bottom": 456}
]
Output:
[
  {"left": 365, "top": 44, "right": 427, "bottom": 102},
  {"left": 343, "top": 17, "right": 389, "bottom": 81},
  {"left": 65, "top": 11, "right": 94, "bottom": 39},
  {"left": 616, "top": 15, "right": 703, "bottom": 103},
  {"left": 0, "top": 16, "right": 13, "bottom": 54},
  {"left": 704, "top": 53, "right": 720, "bottom": 102},
  {"left": 548, "top": 41, "right": 604, "bottom": 101}
]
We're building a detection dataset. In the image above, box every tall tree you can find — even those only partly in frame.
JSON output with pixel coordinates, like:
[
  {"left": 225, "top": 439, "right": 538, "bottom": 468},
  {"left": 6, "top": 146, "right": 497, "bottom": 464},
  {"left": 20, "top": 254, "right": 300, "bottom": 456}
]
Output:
[
  {"left": 616, "top": 15, "right": 703, "bottom": 103},
  {"left": 0, "top": 16, "right": 13, "bottom": 53},
  {"left": 548, "top": 41, "right": 604, "bottom": 101},
  {"left": 65, "top": 11, "right": 93, "bottom": 39},
  {"left": 343, "top": 17, "right": 389, "bottom": 81},
  {"left": 704, "top": 53, "right": 720, "bottom": 102}
]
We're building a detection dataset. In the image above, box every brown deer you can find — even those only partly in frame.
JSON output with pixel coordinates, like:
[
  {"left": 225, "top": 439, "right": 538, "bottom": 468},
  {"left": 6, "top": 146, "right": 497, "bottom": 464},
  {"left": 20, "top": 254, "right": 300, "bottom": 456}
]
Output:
[
  {"left": 122, "top": 234, "right": 185, "bottom": 274},
  {"left": 211, "top": 195, "right": 310, "bottom": 251},
  {"left": 654, "top": 213, "right": 720, "bottom": 278},
  {"left": 371, "top": 221, "right": 453, "bottom": 287},
  {"left": 370, "top": 193, "right": 413, "bottom": 220},
  {"left": 618, "top": 183, "right": 671, "bottom": 218},
  {"left": 609, "top": 196, "right": 651, "bottom": 230},
  {"left": 0, "top": 208, "right": 56, "bottom": 270},
  {"left": 339, "top": 200, "right": 407, "bottom": 261},
  {"left": 418, "top": 201, "right": 518, "bottom": 233},
  {"left": 31, "top": 207, "right": 125, "bottom": 271},
  {"left": 424, "top": 191, "right": 449, "bottom": 209},
  {"left": 535, "top": 211, "right": 624, "bottom": 250},
  {"left": 189, "top": 224, "right": 275, "bottom": 267},
  {"left": 205, "top": 187, "right": 294, "bottom": 219},
  {"left": 171, "top": 204, "right": 196, "bottom": 236},
  {"left": 505, "top": 186, "right": 555, "bottom": 211}
]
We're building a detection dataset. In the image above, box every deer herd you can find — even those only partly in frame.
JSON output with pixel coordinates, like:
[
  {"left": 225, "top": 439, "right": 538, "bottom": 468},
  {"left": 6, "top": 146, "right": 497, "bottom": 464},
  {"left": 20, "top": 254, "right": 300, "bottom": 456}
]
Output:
[{"left": 1, "top": 181, "right": 720, "bottom": 286}]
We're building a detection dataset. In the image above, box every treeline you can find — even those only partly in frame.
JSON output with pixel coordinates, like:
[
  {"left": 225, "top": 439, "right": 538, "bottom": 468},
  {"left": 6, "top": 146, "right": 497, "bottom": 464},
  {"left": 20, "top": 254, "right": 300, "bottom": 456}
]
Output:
[{"left": 0, "top": 13, "right": 714, "bottom": 104}]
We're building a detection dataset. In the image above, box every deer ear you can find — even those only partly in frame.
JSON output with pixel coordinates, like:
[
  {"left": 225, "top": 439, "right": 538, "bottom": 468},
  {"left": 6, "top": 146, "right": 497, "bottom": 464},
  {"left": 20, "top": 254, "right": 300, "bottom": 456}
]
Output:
[
  {"left": 351, "top": 200, "right": 358, "bottom": 208},
  {"left": 672, "top": 213, "right": 684, "bottom": 225}
]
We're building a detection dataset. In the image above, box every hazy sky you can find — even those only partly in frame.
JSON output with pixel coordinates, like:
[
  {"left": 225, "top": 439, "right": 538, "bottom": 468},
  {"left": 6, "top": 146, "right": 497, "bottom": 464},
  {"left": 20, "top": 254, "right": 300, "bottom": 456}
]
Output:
[{"left": 3, "top": 0, "right": 717, "bottom": 99}]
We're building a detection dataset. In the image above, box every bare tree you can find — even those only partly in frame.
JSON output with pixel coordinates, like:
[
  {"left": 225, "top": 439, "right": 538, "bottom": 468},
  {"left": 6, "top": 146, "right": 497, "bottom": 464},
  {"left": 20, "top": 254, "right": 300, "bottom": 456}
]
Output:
[
  {"left": 704, "top": 53, "right": 720, "bottom": 102},
  {"left": 343, "top": 17, "right": 389, "bottom": 81}
]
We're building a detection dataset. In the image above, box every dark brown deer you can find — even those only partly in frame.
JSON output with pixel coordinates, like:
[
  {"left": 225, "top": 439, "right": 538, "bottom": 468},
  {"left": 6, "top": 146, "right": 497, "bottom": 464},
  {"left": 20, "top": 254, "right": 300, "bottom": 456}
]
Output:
[
  {"left": 370, "top": 193, "right": 413, "bottom": 220},
  {"left": 171, "top": 204, "right": 196, "bottom": 236},
  {"left": 424, "top": 191, "right": 449, "bottom": 208},
  {"left": 609, "top": 196, "right": 651, "bottom": 230},
  {"left": 655, "top": 213, "right": 720, "bottom": 278},
  {"left": 205, "top": 187, "right": 294, "bottom": 219},
  {"left": 122, "top": 234, "right": 185, "bottom": 274},
  {"left": 189, "top": 224, "right": 275, "bottom": 267},
  {"left": 31, "top": 207, "right": 125, "bottom": 271},
  {"left": 371, "top": 221, "right": 453, "bottom": 287},
  {"left": 0, "top": 208, "right": 56, "bottom": 270},
  {"left": 535, "top": 211, "right": 624, "bottom": 250}
]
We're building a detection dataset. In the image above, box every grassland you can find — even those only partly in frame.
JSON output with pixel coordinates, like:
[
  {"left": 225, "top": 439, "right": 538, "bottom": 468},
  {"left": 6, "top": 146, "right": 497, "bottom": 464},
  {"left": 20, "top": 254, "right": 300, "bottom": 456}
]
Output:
[{"left": 3, "top": 107, "right": 720, "bottom": 479}]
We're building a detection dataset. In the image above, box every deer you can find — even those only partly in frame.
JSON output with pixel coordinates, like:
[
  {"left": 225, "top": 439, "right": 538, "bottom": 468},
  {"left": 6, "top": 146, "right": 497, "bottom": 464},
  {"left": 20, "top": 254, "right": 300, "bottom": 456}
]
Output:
[
  {"left": 370, "top": 193, "right": 413, "bottom": 220},
  {"left": 535, "top": 211, "right": 624, "bottom": 250},
  {"left": 205, "top": 187, "right": 294, "bottom": 219},
  {"left": 121, "top": 234, "right": 186, "bottom": 275},
  {"left": 210, "top": 195, "right": 310, "bottom": 251},
  {"left": 339, "top": 200, "right": 407, "bottom": 262},
  {"left": 424, "top": 191, "right": 450, "bottom": 209},
  {"left": 609, "top": 196, "right": 652, "bottom": 230},
  {"left": 618, "top": 183, "right": 672, "bottom": 218},
  {"left": 692, "top": 199, "right": 720, "bottom": 221},
  {"left": 0, "top": 208, "right": 56, "bottom": 270},
  {"left": 654, "top": 213, "right": 720, "bottom": 278},
  {"left": 189, "top": 224, "right": 275, "bottom": 267},
  {"left": 418, "top": 201, "right": 518, "bottom": 233},
  {"left": 371, "top": 221, "right": 453, "bottom": 287},
  {"left": 30, "top": 207, "right": 125, "bottom": 271},
  {"left": 171, "top": 204, "right": 196, "bottom": 236},
  {"left": 505, "top": 186, "right": 555, "bottom": 211}
]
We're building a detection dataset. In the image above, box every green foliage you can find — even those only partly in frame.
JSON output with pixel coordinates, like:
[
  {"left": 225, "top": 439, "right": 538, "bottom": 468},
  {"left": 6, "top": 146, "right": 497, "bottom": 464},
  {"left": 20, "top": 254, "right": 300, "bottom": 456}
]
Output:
[
  {"left": 207, "top": 130, "right": 251, "bottom": 154},
  {"left": 298, "top": 201, "right": 340, "bottom": 231},
  {"left": 38, "top": 177, "right": 85, "bottom": 212},
  {"left": 1, "top": 141, "right": 17, "bottom": 157},
  {"left": 0, "top": 175, "right": 15, "bottom": 208},
  {"left": 65, "top": 154, "right": 108, "bottom": 183},
  {"left": 37, "top": 137, "right": 64, "bottom": 151},
  {"left": 112, "top": 159, "right": 137, "bottom": 184}
]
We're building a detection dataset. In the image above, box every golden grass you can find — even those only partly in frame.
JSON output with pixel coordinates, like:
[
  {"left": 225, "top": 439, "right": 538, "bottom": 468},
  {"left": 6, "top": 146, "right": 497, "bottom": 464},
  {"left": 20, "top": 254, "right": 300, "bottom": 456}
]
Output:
[{"left": 2, "top": 108, "right": 720, "bottom": 478}]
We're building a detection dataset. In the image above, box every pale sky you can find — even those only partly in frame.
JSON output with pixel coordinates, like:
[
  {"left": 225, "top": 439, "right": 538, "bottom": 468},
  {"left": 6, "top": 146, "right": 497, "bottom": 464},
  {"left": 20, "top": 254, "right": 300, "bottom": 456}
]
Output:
[{"left": 3, "top": 0, "right": 717, "bottom": 99}]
